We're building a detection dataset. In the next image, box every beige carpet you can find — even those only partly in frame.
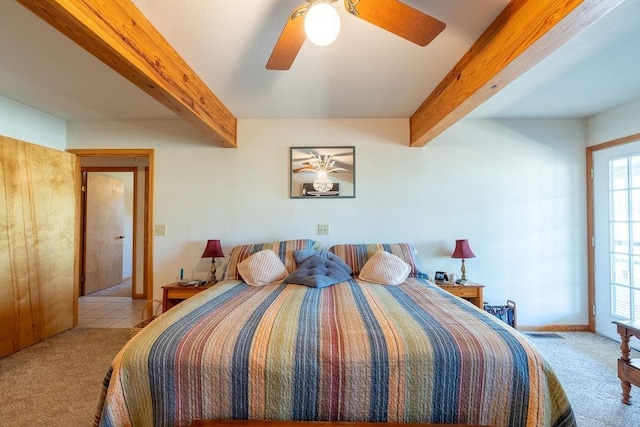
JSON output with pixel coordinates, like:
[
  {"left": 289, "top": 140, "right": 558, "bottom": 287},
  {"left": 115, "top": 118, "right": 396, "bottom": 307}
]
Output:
[
  {"left": 85, "top": 278, "right": 132, "bottom": 298},
  {"left": 525, "top": 332, "right": 640, "bottom": 427},
  {"left": 0, "top": 329, "right": 639, "bottom": 426},
  {"left": 0, "top": 328, "right": 130, "bottom": 427}
]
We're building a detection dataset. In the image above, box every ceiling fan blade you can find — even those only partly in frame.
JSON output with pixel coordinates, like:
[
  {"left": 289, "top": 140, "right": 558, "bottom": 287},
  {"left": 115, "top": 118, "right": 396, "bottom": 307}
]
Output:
[
  {"left": 266, "top": 5, "right": 307, "bottom": 70},
  {"left": 293, "top": 166, "right": 315, "bottom": 173},
  {"left": 345, "top": 0, "right": 445, "bottom": 47}
]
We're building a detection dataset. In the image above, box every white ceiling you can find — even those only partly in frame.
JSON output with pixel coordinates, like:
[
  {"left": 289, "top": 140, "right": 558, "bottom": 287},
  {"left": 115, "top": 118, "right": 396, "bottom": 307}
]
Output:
[
  {"left": 0, "top": 0, "right": 638, "bottom": 124},
  {"left": 470, "top": 0, "right": 640, "bottom": 119}
]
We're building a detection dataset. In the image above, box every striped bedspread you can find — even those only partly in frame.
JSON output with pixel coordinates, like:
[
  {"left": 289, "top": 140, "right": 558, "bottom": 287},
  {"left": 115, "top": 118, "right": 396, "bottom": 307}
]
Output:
[{"left": 96, "top": 278, "right": 576, "bottom": 427}]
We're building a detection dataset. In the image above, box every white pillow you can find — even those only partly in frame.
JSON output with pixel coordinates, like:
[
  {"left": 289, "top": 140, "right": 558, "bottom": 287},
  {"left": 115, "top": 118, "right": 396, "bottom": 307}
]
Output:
[
  {"left": 237, "top": 249, "right": 289, "bottom": 287},
  {"left": 359, "top": 250, "right": 411, "bottom": 286}
]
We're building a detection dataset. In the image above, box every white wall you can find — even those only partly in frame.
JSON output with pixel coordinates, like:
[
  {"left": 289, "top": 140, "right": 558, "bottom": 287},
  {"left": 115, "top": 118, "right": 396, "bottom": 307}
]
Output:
[
  {"left": 587, "top": 97, "right": 640, "bottom": 146},
  {"left": 67, "top": 117, "right": 587, "bottom": 327},
  {"left": 0, "top": 95, "right": 66, "bottom": 149},
  {"left": 438, "top": 119, "right": 587, "bottom": 326}
]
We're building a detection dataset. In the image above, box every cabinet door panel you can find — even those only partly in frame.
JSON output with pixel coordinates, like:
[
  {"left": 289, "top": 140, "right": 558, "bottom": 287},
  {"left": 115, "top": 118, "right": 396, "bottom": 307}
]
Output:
[{"left": 0, "top": 136, "right": 78, "bottom": 357}]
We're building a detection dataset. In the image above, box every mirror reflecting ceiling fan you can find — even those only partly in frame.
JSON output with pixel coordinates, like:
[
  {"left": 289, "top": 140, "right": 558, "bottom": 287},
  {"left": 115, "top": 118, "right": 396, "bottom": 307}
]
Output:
[
  {"left": 292, "top": 150, "right": 352, "bottom": 174},
  {"left": 266, "top": 0, "right": 446, "bottom": 70}
]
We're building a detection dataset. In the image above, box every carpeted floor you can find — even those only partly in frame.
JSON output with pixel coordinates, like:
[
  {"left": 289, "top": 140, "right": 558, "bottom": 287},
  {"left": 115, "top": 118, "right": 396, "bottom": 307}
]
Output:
[
  {"left": 0, "top": 328, "right": 131, "bottom": 427},
  {"left": 0, "top": 329, "right": 639, "bottom": 426},
  {"left": 85, "top": 278, "right": 132, "bottom": 298},
  {"left": 526, "top": 332, "right": 640, "bottom": 426}
]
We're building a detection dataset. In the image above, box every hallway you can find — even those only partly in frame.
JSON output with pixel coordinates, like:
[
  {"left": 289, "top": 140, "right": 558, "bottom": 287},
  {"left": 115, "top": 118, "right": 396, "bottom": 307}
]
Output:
[{"left": 77, "top": 295, "right": 148, "bottom": 328}]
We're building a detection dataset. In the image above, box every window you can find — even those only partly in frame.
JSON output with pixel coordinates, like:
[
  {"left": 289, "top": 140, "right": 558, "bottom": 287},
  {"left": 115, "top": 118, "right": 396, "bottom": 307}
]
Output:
[{"left": 609, "top": 156, "right": 640, "bottom": 320}]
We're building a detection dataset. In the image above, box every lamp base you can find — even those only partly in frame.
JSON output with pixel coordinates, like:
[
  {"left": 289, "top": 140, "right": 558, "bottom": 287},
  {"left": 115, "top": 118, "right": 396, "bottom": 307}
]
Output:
[
  {"left": 209, "top": 259, "right": 218, "bottom": 284},
  {"left": 459, "top": 258, "right": 468, "bottom": 285}
]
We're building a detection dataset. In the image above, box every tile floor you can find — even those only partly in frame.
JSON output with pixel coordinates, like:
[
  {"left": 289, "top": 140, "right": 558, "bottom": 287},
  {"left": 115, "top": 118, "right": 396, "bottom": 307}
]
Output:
[{"left": 78, "top": 295, "right": 149, "bottom": 328}]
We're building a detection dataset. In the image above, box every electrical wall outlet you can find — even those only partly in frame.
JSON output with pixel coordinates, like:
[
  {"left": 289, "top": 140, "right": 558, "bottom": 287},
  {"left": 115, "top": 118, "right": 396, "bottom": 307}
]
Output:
[
  {"left": 154, "top": 224, "right": 167, "bottom": 236},
  {"left": 318, "top": 224, "right": 330, "bottom": 235}
]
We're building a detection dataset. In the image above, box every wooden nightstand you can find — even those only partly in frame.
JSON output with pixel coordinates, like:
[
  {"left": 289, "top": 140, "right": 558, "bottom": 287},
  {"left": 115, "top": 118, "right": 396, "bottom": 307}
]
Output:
[
  {"left": 162, "top": 283, "right": 213, "bottom": 312},
  {"left": 436, "top": 283, "right": 484, "bottom": 308}
]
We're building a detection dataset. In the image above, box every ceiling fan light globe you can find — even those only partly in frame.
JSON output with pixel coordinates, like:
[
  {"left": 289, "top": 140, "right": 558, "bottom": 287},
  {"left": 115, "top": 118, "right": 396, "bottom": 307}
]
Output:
[{"left": 305, "top": 2, "right": 340, "bottom": 46}]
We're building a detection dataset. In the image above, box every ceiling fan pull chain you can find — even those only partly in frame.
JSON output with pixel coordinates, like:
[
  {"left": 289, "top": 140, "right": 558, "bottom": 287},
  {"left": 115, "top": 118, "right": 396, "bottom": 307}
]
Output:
[{"left": 345, "top": 0, "right": 360, "bottom": 16}]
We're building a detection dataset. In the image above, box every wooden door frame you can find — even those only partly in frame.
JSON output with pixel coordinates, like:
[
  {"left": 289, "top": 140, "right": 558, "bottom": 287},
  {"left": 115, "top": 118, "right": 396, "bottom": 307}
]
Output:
[
  {"left": 586, "top": 133, "right": 640, "bottom": 332},
  {"left": 67, "top": 149, "right": 154, "bottom": 304},
  {"left": 81, "top": 167, "right": 136, "bottom": 296}
]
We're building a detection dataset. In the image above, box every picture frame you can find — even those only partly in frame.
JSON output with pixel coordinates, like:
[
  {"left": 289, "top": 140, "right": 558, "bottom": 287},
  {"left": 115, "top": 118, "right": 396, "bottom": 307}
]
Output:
[{"left": 290, "top": 146, "right": 355, "bottom": 199}]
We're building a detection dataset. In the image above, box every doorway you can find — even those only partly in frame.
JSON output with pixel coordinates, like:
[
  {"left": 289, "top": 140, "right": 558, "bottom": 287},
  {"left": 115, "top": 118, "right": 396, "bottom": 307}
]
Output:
[
  {"left": 67, "top": 149, "right": 154, "bottom": 311},
  {"left": 589, "top": 134, "right": 640, "bottom": 347}
]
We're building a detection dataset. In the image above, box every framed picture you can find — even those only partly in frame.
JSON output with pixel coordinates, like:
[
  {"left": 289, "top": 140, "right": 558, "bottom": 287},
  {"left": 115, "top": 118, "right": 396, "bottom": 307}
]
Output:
[{"left": 290, "top": 146, "right": 355, "bottom": 198}]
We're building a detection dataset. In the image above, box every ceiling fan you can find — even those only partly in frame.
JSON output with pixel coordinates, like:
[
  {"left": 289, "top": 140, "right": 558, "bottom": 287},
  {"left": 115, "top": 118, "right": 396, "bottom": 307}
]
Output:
[
  {"left": 292, "top": 151, "right": 351, "bottom": 174},
  {"left": 266, "top": 0, "right": 446, "bottom": 70}
]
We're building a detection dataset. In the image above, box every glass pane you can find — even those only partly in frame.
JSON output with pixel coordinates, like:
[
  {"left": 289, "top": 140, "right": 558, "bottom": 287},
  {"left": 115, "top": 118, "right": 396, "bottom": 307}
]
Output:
[
  {"left": 613, "top": 284, "right": 631, "bottom": 318},
  {"left": 633, "top": 190, "right": 640, "bottom": 221},
  {"left": 611, "top": 190, "right": 629, "bottom": 221},
  {"left": 634, "top": 257, "right": 640, "bottom": 288},
  {"left": 612, "top": 254, "right": 630, "bottom": 286},
  {"left": 634, "top": 289, "right": 640, "bottom": 321},
  {"left": 632, "top": 156, "right": 640, "bottom": 188},
  {"left": 612, "top": 222, "right": 630, "bottom": 253},
  {"left": 633, "top": 223, "right": 640, "bottom": 256},
  {"left": 611, "top": 158, "right": 629, "bottom": 190}
]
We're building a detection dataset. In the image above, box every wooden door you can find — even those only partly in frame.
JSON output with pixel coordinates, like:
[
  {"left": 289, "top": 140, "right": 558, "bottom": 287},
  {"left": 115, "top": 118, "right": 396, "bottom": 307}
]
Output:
[
  {"left": 0, "top": 136, "right": 78, "bottom": 358},
  {"left": 83, "top": 173, "right": 124, "bottom": 294}
]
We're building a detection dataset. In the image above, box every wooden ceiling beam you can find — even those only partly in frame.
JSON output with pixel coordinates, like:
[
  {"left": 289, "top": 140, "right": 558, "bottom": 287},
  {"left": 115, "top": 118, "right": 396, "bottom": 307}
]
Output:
[
  {"left": 409, "top": 0, "right": 624, "bottom": 147},
  {"left": 17, "top": 0, "right": 237, "bottom": 148}
]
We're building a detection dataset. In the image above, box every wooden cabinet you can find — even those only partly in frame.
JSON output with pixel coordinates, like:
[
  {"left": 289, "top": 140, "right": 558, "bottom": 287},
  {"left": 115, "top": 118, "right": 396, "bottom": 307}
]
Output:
[
  {"left": 0, "top": 137, "right": 79, "bottom": 358},
  {"left": 162, "top": 283, "right": 213, "bottom": 312},
  {"left": 436, "top": 283, "right": 484, "bottom": 308}
]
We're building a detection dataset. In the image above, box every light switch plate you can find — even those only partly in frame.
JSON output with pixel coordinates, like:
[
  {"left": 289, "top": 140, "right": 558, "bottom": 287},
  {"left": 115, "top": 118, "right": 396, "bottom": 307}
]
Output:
[
  {"left": 154, "top": 224, "right": 167, "bottom": 236},
  {"left": 318, "top": 224, "right": 329, "bottom": 235}
]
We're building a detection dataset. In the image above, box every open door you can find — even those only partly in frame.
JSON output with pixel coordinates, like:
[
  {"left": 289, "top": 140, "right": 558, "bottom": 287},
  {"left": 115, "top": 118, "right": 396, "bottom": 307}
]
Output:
[
  {"left": 0, "top": 136, "right": 78, "bottom": 358},
  {"left": 83, "top": 173, "right": 125, "bottom": 294}
]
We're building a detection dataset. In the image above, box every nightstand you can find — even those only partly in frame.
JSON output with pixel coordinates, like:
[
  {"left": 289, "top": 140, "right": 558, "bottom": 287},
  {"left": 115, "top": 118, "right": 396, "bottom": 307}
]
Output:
[
  {"left": 436, "top": 283, "right": 484, "bottom": 308},
  {"left": 162, "top": 283, "right": 213, "bottom": 312}
]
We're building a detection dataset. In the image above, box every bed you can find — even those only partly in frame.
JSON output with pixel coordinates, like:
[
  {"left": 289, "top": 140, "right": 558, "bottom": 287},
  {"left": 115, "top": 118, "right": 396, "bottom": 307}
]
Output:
[{"left": 95, "top": 240, "right": 576, "bottom": 427}]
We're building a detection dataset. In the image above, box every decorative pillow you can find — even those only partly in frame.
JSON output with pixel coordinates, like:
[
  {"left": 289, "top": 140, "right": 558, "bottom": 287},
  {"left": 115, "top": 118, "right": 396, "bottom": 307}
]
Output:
[
  {"left": 293, "top": 249, "right": 353, "bottom": 275},
  {"left": 358, "top": 251, "right": 411, "bottom": 286},
  {"left": 222, "top": 239, "right": 320, "bottom": 280},
  {"left": 284, "top": 254, "right": 352, "bottom": 288},
  {"left": 237, "top": 249, "right": 288, "bottom": 287},
  {"left": 329, "top": 242, "right": 428, "bottom": 278}
]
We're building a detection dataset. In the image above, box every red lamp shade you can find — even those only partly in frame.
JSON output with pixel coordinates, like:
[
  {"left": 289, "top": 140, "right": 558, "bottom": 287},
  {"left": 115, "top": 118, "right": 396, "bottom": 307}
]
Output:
[
  {"left": 451, "top": 239, "right": 476, "bottom": 259},
  {"left": 201, "top": 239, "right": 224, "bottom": 258}
]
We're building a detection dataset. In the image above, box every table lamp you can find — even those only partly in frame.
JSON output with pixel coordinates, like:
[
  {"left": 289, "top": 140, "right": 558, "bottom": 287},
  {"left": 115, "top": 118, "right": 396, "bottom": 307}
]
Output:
[
  {"left": 201, "top": 239, "right": 224, "bottom": 284},
  {"left": 451, "top": 239, "right": 476, "bottom": 285}
]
